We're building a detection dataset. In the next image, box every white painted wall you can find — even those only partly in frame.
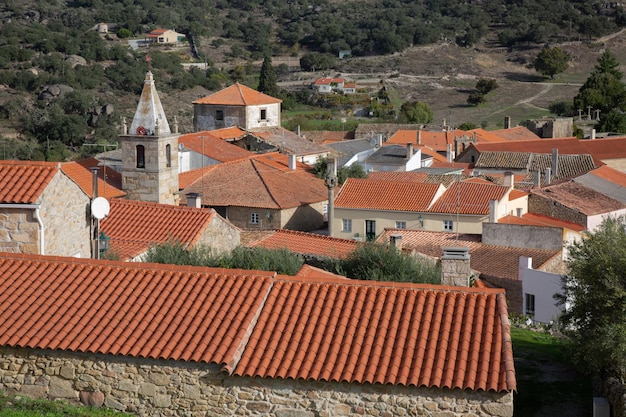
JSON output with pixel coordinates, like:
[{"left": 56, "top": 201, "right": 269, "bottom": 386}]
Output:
[{"left": 520, "top": 256, "right": 564, "bottom": 323}]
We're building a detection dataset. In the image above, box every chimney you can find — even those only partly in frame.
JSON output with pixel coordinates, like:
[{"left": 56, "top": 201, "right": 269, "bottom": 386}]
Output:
[
  {"left": 545, "top": 167, "right": 551, "bottom": 185},
  {"left": 446, "top": 144, "right": 453, "bottom": 163},
  {"left": 440, "top": 247, "right": 471, "bottom": 287},
  {"left": 503, "top": 171, "right": 514, "bottom": 188},
  {"left": 288, "top": 154, "right": 297, "bottom": 170},
  {"left": 406, "top": 142, "right": 414, "bottom": 159},
  {"left": 390, "top": 234, "right": 403, "bottom": 251},
  {"left": 551, "top": 148, "right": 559, "bottom": 177},
  {"left": 186, "top": 192, "right": 202, "bottom": 208},
  {"left": 591, "top": 128, "right": 596, "bottom": 139},
  {"left": 376, "top": 133, "right": 383, "bottom": 147},
  {"left": 417, "top": 130, "right": 422, "bottom": 145},
  {"left": 90, "top": 166, "right": 99, "bottom": 199},
  {"left": 534, "top": 170, "right": 541, "bottom": 187},
  {"left": 504, "top": 116, "right": 511, "bottom": 129},
  {"left": 296, "top": 125, "right": 301, "bottom": 136},
  {"left": 488, "top": 199, "right": 498, "bottom": 223}
]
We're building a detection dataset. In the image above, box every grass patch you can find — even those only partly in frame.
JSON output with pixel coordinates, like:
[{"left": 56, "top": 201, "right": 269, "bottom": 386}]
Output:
[
  {"left": 512, "top": 327, "right": 592, "bottom": 417},
  {"left": 0, "top": 390, "right": 132, "bottom": 417}
]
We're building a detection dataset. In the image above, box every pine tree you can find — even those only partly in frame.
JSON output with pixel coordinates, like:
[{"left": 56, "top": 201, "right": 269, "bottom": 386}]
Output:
[{"left": 258, "top": 55, "right": 279, "bottom": 98}]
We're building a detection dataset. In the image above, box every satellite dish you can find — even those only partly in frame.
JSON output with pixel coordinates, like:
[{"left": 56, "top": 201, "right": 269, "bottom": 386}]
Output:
[{"left": 91, "top": 197, "right": 110, "bottom": 220}]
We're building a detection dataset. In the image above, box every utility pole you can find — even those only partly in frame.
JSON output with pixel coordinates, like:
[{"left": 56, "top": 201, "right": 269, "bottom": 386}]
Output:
[{"left": 324, "top": 158, "right": 338, "bottom": 237}]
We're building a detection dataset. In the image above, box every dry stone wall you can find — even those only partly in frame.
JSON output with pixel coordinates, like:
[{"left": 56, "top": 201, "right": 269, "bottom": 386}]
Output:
[
  {"left": 0, "top": 347, "right": 513, "bottom": 417},
  {"left": 0, "top": 208, "right": 39, "bottom": 254}
]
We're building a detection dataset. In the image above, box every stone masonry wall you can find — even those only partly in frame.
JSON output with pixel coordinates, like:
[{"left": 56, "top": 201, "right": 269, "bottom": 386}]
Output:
[
  {"left": 39, "top": 171, "right": 92, "bottom": 257},
  {"left": 197, "top": 214, "right": 241, "bottom": 255},
  {"left": 0, "top": 208, "right": 39, "bottom": 254},
  {"left": 0, "top": 347, "right": 514, "bottom": 417},
  {"left": 528, "top": 194, "right": 586, "bottom": 227}
]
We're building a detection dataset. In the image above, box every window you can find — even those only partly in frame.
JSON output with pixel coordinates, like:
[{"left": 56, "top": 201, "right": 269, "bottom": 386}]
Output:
[
  {"left": 365, "top": 220, "right": 376, "bottom": 241},
  {"left": 443, "top": 220, "right": 453, "bottom": 231},
  {"left": 250, "top": 212, "right": 260, "bottom": 225},
  {"left": 260, "top": 109, "right": 267, "bottom": 120},
  {"left": 216, "top": 110, "right": 224, "bottom": 121},
  {"left": 525, "top": 293, "right": 535, "bottom": 317},
  {"left": 136, "top": 145, "right": 145, "bottom": 169},
  {"left": 396, "top": 221, "right": 406, "bottom": 229},
  {"left": 166, "top": 144, "right": 171, "bottom": 167},
  {"left": 342, "top": 219, "right": 352, "bottom": 232}
]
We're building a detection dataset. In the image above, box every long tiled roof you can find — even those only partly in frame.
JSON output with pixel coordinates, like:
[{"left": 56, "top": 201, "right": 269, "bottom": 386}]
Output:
[
  {"left": 100, "top": 199, "right": 218, "bottom": 260},
  {"left": 0, "top": 160, "right": 60, "bottom": 204},
  {"left": 531, "top": 181, "right": 625, "bottom": 216},
  {"left": 193, "top": 83, "right": 281, "bottom": 106},
  {"left": 386, "top": 130, "right": 462, "bottom": 152},
  {"left": 179, "top": 131, "right": 253, "bottom": 162},
  {"left": 573, "top": 165, "right": 626, "bottom": 203},
  {"left": 246, "top": 229, "right": 358, "bottom": 259},
  {"left": 498, "top": 213, "right": 586, "bottom": 232},
  {"left": 61, "top": 160, "right": 126, "bottom": 199},
  {"left": 335, "top": 178, "right": 442, "bottom": 211},
  {"left": 427, "top": 182, "right": 509, "bottom": 215},
  {"left": 183, "top": 153, "right": 328, "bottom": 209},
  {"left": 250, "top": 127, "right": 329, "bottom": 156},
  {"left": 377, "top": 229, "right": 560, "bottom": 280},
  {"left": 0, "top": 253, "right": 515, "bottom": 392}
]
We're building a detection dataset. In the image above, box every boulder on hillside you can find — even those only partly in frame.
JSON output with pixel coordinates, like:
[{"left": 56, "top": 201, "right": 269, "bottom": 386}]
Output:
[
  {"left": 65, "top": 55, "right": 87, "bottom": 68},
  {"left": 38, "top": 84, "right": 74, "bottom": 102}
]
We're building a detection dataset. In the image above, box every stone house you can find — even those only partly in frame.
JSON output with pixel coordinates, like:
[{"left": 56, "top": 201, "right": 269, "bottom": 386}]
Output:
[
  {"left": 0, "top": 252, "right": 516, "bottom": 417},
  {"left": 192, "top": 83, "right": 282, "bottom": 131},
  {"left": 100, "top": 198, "right": 240, "bottom": 261},
  {"left": 0, "top": 160, "right": 97, "bottom": 257},
  {"left": 182, "top": 152, "right": 328, "bottom": 231}
]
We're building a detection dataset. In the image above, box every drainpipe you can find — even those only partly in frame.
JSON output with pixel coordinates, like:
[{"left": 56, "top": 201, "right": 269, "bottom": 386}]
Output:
[{"left": 0, "top": 204, "right": 44, "bottom": 254}]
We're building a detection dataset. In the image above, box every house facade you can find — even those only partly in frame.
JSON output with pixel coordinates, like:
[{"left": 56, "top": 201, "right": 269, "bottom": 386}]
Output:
[
  {"left": 192, "top": 83, "right": 282, "bottom": 131},
  {"left": 0, "top": 161, "right": 92, "bottom": 257},
  {"left": 145, "top": 29, "right": 185, "bottom": 44},
  {"left": 0, "top": 253, "right": 516, "bottom": 417}
]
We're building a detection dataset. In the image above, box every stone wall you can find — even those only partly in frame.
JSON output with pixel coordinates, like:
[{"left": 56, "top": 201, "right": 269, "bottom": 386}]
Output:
[
  {"left": 528, "top": 194, "right": 586, "bottom": 227},
  {"left": 40, "top": 170, "right": 92, "bottom": 257},
  {"left": 0, "top": 208, "right": 39, "bottom": 254},
  {"left": 197, "top": 213, "right": 241, "bottom": 255},
  {"left": 482, "top": 275, "right": 523, "bottom": 315},
  {"left": 0, "top": 347, "right": 514, "bottom": 417}
]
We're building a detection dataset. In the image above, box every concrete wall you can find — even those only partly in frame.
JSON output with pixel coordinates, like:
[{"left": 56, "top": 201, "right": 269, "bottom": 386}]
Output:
[
  {"left": 482, "top": 223, "right": 563, "bottom": 250},
  {"left": 0, "top": 347, "right": 514, "bottom": 417},
  {"left": 519, "top": 257, "right": 564, "bottom": 323}
]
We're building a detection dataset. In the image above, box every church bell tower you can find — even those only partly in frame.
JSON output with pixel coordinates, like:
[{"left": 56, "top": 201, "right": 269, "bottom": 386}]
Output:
[{"left": 120, "top": 71, "right": 179, "bottom": 205}]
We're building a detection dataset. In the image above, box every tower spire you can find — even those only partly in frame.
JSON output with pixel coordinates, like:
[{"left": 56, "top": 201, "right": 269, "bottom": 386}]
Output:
[{"left": 129, "top": 71, "right": 171, "bottom": 136}]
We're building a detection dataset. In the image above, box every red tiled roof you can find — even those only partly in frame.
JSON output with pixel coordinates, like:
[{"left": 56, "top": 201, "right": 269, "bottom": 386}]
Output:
[
  {"left": 377, "top": 229, "right": 560, "bottom": 280},
  {"left": 100, "top": 199, "right": 218, "bottom": 260},
  {"left": 498, "top": 213, "right": 586, "bottom": 232},
  {"left": 467, "top": 127, "right": 540, "bottom": 142},
  {"left": 179, "top": 131, "right": 253, "bottom": 162},
  {"left": 178, "top": 167, "right": 204, "bottom": 190},
  {"left": 335, "top": 178, "right": 442, "bottom": 211},
  {"left": 313, "top": 77, "right": 344, "bottom": 85},
  {"left": 530, "top": 181, "right": 625, "bottom": 216},
  {"left": 294, "top": 264, "right": 351, "bottom": 281},
  {"left": 193, "top": 83, "right": 282, "bottom": 106},
  {"left": 183, "top": 153, "right": 328, "bottom": 209},
  {"left": 587, "top": 164, "right": 626, "bottom": 187},
  {"left": 61, "top": 160, "right": 126, "bottom": 199},
  {"left": 209, "top": 126, "right": 247, "bottom": 140},
  {"left": 0, "top": 160, "right": 59, "bottom": 204},
  {"left": 386, "top": 130, "right": 462, "bottom": 152},
  {"left": 247, "top": 229, "right": 357, "bottom": 259},
  {"left": 578, "top": 136, "right": 626, "bottom": 160},
  {"left": 0, "top": 252, "right": 515, "bottom": 392},
  {"left": 367, "top": 171, "right": 429, "bottom": 182},
  {"left": 428, "top": 182, "right": 509, "bottom": 215}
]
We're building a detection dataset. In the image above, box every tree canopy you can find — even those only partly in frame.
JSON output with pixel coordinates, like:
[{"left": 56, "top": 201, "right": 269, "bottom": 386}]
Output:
[
  {"left": 558, "top": 215, "right": 626, "bottom": 378},
  {"left": 534, "top": 46, "right": 570, "bottom": 79},
  {"left": 257, "top": 55, "right": 279, "bottom": 98},
  {"left": 399, "top": 101, "right": 433, "bottom": 124}
]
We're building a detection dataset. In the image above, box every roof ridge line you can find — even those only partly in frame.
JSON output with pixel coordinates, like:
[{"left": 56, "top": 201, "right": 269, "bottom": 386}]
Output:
[{"left": 250, "top": 158, "right": 282, "bottom": 208}]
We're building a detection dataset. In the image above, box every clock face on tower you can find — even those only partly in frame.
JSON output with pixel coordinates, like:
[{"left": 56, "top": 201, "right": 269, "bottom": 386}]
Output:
[{"left": 136, "top": 126, "right": 147, "bottom": 135}]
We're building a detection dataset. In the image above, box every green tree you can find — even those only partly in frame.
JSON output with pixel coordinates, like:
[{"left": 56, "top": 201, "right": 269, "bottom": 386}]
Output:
[
  {"left": 257, "top": 55, "right": 279, "bottom": 98},
  {"left": 313, "top": 156, "right": 368, "bottom": 185},
  {"left": 475, "top": 78, "right": 498, "bottom": 95},
  {"left": 534, "top": 46, "right": 570, "bottom": 79},
  {"left": 399, "top": 101, "right": 433, "bottom": 124},
  {"left": 575, "top": 49, "right": 626, "bottom": 118},
  {"left": 558, "top": 215, "right": 626, "bottom": 378},
  {"left": 467, "top": 93, "right": 485, "bottom": 106}
]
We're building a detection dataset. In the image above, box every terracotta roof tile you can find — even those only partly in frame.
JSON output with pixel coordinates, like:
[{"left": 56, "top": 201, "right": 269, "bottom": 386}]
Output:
[
  {"left": 100, "top": 199, "right": 218, "bottom": 259},
  {"left": 208, "top": 126, "right": 247, "bottom": 140},
  {"left": 498, "top": 213, "right": 586, "bottom": 232},
  {"left": 183, "top": 153, "right": 328, "bottom": 209},
  {"left": 0, "top": 160, "right": 59, "bottom": 203},
  {"left": 61, "top": 160, "right": 126, "bottom": 199},
  {"left": 193, "top": 83, "right": 281, "bottom": 106},
  {"left": 428, "top": 182, "right": 509, "bottom": 215},
  {"left": 377, "top": 229, "right": 559, "bottom": 280},
  {"left": 386, "top": 130, "right": 462, "bottom": 152},
  {"left": 233, "top": 276, "right": 515, "bottom": 392},
  {"left": 178, "top": 167, "right": 204, "bottom": 190},
  {"left": 336, "top": 178, "right": 442, "bottom": 211},
  {"left": 247, "top": 229, "right": 357, "bottom": 259},
  {"left": 0, "top": 253, "right": 515, "bottom": 392},
  {"left": 530, "top": 180, "right": 625, "bottom": 216},
  {"left": 178, "top": 131, "right": 253, "bottom": 162}
]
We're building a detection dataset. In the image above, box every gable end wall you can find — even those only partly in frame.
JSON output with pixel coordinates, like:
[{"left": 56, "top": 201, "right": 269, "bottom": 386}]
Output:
[{"left": 0, "top": 347, "right": 513, "bottom": 417}]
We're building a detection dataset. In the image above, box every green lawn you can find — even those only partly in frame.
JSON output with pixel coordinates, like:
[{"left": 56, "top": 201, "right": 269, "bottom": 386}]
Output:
[
  {"left": 0, "top": 391, "right": 132, "bottom": 417},
  {"left": 512, "top": 327, "right": 592, "bottom": 417}
]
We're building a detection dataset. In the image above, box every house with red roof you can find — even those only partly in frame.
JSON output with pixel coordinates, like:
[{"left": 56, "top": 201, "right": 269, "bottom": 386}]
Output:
[
  {"left": 312, "top": 77, "right": 357, "bottom": 94},
  {"left": 0, "top": 252, "right": 516, "bottom": 416},
  {"left": 182, "top": 152, "right": 329, "bottom": 231},
  {"left": 177, "top": 130, "right": 254, "bottom": 173},
  {"left": 333, "top": 174, "right": 525, "bottom": 238},
  {"left": 0, "top": 160, "right": 93, "bottom": 257},
  {"left": 100, "top": 198, "right": 240, "bottom": 261},
  {"left": 193, "top": 82, "right": 282, "bottom": 131},
  {"left": 246, "top": 229, "right": 358, "bottom": 260},
  {"left": 145, "top": 28, "right": 185, "bottom": 44}
]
